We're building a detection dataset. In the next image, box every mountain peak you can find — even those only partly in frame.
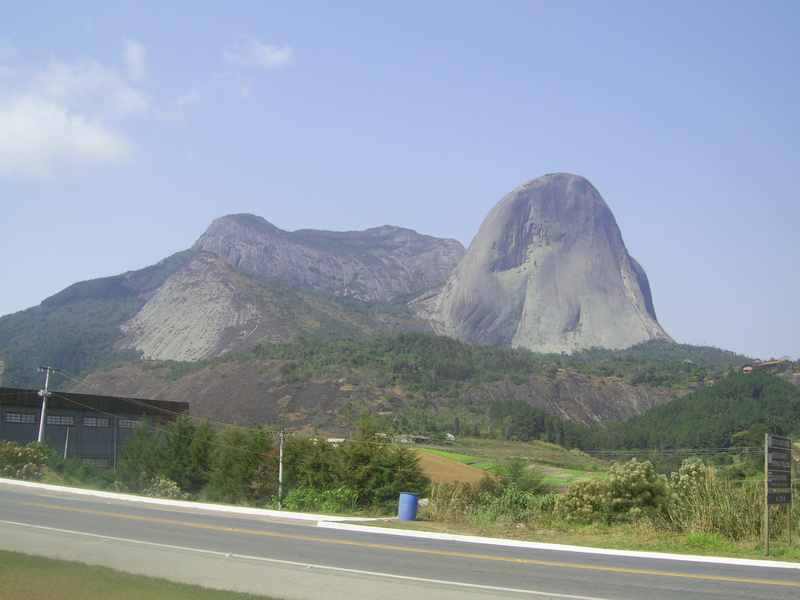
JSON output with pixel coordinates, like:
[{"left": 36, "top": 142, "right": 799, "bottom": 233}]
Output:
[
  {"left": 192, "top": 216, "right": 465, "bottom": 304},
  {"left": 421, "top": 173, "right": 672, "bottom": 353}
]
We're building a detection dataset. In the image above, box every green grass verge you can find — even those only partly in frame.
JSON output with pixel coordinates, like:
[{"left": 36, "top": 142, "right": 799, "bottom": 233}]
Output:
[{"left": 0, "top": 550, "right": 272, "bottom": 600}]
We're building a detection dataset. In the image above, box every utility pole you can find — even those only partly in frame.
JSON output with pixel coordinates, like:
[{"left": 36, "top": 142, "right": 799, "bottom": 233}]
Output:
[{"left": 37, "top": 366, "right": 59, "bottom": 444}]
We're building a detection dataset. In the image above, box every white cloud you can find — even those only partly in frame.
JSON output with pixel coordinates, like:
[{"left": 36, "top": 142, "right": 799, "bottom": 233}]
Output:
[
  {"left": 31, "top": 54, "right": 149, "bottom": 119},
  {"left": 0, "top": 40, "right": 148, "bottom": 179},
  {"left": 0, "top": 95, "right": 133, "bottom": 178},
  {"left": 224, "top": 36, "right": 294, "bottom": 71}
]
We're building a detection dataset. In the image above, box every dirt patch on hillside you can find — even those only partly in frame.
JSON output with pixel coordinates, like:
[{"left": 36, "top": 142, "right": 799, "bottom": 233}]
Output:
[{"left": 414, "top": 450, "right": 491, "bottom": 484}]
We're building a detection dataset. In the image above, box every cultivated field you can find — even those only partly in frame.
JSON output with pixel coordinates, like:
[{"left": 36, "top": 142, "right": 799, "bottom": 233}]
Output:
[{"left": 413, "top": 449, "right": 490, "bottom": 484}]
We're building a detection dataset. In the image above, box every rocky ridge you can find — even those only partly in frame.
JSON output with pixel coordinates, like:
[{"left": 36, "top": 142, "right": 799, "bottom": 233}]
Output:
[
  {"left": 116, "top": 216, "right": 465, "bottom": 361},
  {"left": 193, "top": 214, "right": 465, "bottom": 303}
]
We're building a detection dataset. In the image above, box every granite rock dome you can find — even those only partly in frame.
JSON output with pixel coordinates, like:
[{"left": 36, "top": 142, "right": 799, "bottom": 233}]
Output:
[{"left": 421, "top": 173, "right": 672, "bottom": 353}]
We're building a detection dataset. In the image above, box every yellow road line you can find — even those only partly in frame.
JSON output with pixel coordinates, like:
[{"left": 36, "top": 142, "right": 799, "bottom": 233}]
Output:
[{"left": 25, "top": 502, "right": 800, "bottom": 588}]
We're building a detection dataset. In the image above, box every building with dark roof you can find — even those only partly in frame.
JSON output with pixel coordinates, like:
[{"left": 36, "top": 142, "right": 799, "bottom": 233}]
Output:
[{"left": 0, "top": 387, "right": 188, "bottom": 469}]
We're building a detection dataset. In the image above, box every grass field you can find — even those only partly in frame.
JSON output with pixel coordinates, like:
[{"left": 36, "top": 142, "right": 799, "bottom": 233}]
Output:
[{"left": 0, "top": 550, "right": 271, "bottom": 600}]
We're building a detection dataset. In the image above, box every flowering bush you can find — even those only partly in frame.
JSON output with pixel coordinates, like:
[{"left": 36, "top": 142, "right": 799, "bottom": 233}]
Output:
[
  {"left": 670, "top": 458, "right": 707, "bottom": 499},
  {"left": 555, "top": 458, "right": 672, "bottom": 523},
  {"left": 141, "top": 474, "right": 191, "bottom": 500},
  {"left": 0, "top": 441, "right": 47, "bottom": 480}
]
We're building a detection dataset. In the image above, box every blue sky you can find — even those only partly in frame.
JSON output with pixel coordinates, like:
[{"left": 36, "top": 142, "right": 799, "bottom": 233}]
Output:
[{"left": 2, "top": 0, "right": 798, "bottom": 360}]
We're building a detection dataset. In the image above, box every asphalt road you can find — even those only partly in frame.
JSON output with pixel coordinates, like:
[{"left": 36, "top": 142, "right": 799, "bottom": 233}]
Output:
[{"left": 1, "top": 479, "right": 798, "bottom": 600}]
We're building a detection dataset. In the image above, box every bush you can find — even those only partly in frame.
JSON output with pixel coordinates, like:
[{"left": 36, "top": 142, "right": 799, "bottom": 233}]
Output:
[
  {"left": 555, "top": 457, "right": 771, "bottom": 543},
  {"left": 554, "top": 477, "right": 612, "bottom": 523},
  {"left": 141, "top": 475, "right": 191, "bottom": 500},
  {"left": 282, "top": 486, "right": 359, "bottom": 513},
  {"left": 0, "top": 441, "right": 47, "bottom": 480},
  {"left": 555, "top": 458, "right": 671, "bottom": 524}
]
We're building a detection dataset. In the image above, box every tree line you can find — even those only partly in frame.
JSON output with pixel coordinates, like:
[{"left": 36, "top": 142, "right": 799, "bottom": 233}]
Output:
[{"left": 114, "top": 414, "right": 429, "bottom": 512}]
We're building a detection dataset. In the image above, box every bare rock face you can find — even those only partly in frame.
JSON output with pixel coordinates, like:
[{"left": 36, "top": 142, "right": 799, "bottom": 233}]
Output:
[
  {"left": 421, "top": 173, "right": 672, "bottom": 353},
  {"left": 117, "top": 254, "right": 265, "bottom": 361},
  {"left": 192, "top": 214, "right": 465, "bottom": 303}
]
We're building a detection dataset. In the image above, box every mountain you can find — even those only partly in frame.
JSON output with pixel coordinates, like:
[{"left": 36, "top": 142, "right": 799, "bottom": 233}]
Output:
[
  {"left": 0, "top": 175, "right": 693, "bottom": 435},
  {"left": 0, "top": 218, "right": 464, "bottom": 387},
  {"left": 114, "top": 216, "right": 464, "bottom": 361},
  {"left": 194, "top": 214, "right": 465, "bottom": 303},
  {"left": 416, "top": 174, "right": 672, "bottom": 353}
]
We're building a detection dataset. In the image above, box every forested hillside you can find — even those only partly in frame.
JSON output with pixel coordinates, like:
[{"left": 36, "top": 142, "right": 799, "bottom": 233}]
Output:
[
  {"left": 226, "top": 334, "right": 750, "bottom": 396},
  {"left": 589, "top": 370, "right": 800, "bottom": 450},
  {"left": 487, "top": 370, "right": 800, "bottom": 474}
]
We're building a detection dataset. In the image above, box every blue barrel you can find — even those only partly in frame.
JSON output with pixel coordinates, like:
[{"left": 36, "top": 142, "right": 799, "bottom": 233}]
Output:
[{"left": 398, "top": 492, "right": 419, "bottom": 521}]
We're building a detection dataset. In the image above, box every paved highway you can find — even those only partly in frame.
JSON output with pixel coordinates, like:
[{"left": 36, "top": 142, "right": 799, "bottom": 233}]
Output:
[{"left": 1, "top": 480, "right": 798, "bottom": 600}]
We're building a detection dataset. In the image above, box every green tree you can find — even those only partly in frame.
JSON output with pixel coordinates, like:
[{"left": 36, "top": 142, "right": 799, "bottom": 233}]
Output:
[
  {"left": 284, "top": 437, "right": 338, "bottom": 492},
  {"left": 116, "top": 421, "right": 160, "bottom": 490},
  {"left": 202, "top": 426, "right": 276, "bottom": 505},
  {"left": 157, "top": 415, "right": 214, "bottom": 494},
  {"left": 116, "top": 415, "right": 213, "bottom": 495},
  {"left": 334, "top": 416, "right": 430, "bottom": 511},
  {"left": 498, "top": 456, "right": 550, "bottom": 495}
]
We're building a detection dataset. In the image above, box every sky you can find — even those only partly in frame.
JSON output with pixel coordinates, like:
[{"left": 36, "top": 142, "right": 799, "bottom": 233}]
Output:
[{"left": 1, "top": 0, "right": 798, "bottom": 361}]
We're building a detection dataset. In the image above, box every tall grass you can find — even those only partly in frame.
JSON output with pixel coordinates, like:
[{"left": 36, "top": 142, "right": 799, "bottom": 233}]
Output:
[
  {"left": 665, "top": 463, "right": 764, "bottom": 540},
  {"left": 420, "top": 480, "right": 556, "bottom": 525},
  {"left": 421, "top": 459, "right": 798, "bottom": 549}
]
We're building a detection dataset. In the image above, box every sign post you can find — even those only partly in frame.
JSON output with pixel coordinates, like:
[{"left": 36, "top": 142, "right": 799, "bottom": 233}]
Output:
[{"left": 765, "top": 434, "right": 793, "bottom": 556}]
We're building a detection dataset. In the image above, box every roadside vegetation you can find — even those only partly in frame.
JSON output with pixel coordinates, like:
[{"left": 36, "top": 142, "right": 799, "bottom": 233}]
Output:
[
  {"left": 3, "top": 431, "right": 798, "bottom": 562},
  {"left": 1, "top": 352, "right": 798, "bottom": 561}
]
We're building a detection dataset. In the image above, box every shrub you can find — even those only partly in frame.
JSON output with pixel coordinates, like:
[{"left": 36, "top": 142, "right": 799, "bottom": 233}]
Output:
[
  {"left": 420, "top": 481, "right": 486, "bottom": 522},
  {"left": 141, "top": 475, "right": 191, "bottom": 500},
  {"left": 554, "top": 476, "right": 612, "bottom": 523},
  {"left": 555, "top": 458, "right": 671, "bottom": 524},
  {"left": 606, "top": 458, "right": 672, "bottom": 521},
  {"left": 282, "top": 486, "right": 359, "bottom": 513},
  {"left": 0, "top": 441, "right": 47, "bottom": 480}
]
